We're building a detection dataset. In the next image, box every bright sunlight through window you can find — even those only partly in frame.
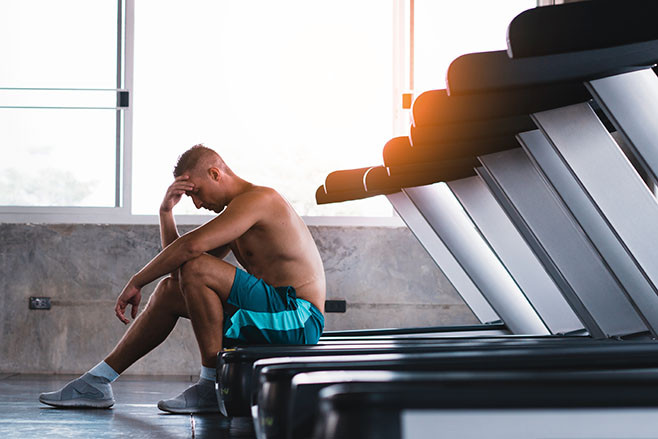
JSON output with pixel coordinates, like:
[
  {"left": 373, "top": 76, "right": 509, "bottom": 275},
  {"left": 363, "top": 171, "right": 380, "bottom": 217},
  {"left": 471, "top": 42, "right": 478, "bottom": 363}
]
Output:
[
  {"left": 131, "top": 0, "right": 535, "bottom": 218},
  {"left": 0, "top": 0, "right": 537, "bottom": 220},
  {"left": 132, "top": 1, "right": 395, "bottom": 216}
]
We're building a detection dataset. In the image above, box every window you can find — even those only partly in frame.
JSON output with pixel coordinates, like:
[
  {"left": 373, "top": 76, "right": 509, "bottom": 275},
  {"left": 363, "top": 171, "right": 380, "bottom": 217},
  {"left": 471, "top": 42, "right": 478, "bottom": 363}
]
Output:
[
  {"left": 132, "top": 0, "right": 396, "bottom": 217},
  {"left": 0, "top": 0, "right": 127, "bottom": 214},
  {"left": 1, "top": 0, "right": 538, "bottom": 223},
  {"left": 413, "top": 0, "right": 538, "bottom": 93}
]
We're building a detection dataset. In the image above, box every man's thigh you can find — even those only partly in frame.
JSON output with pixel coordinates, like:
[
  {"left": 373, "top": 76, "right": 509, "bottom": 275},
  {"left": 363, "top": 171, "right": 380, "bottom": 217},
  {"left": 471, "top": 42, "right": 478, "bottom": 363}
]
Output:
[{"left": 179, "top": 254, "right": 237, "bottom": 303}]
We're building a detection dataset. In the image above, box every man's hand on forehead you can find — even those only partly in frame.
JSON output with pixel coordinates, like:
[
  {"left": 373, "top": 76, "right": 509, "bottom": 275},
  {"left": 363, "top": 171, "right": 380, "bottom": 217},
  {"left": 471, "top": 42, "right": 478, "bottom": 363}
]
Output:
[{"left": 161, "top": 175, "right": 196, "bottom": 212}]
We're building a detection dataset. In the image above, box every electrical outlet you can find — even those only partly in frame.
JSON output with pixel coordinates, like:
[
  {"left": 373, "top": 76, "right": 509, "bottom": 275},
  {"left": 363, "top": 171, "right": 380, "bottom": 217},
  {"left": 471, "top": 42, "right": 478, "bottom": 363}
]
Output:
[
  {"left": 29, "top": 297, "right": 51, "bottom": 310},
  {"left": 325, "top": 300, "right": 346, "bottom": 313}
]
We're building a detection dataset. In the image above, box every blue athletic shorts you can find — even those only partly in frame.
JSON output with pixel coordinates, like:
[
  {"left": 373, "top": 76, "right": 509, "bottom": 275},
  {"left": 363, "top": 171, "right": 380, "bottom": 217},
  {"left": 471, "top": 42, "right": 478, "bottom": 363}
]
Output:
[{"left": 222, "top": 267, "right": 325, "bottom": 347}]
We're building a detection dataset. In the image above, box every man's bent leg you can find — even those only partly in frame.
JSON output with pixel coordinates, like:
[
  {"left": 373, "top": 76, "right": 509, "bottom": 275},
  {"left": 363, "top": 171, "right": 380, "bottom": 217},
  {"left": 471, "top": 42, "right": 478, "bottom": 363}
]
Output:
[
  {"left": 106, "top": 276, "right": 189, "bottom": 374},
  {"left": 39, "top": 277, "right": 189, "bottom": 409},
  {"left": 178, "top": 255, "right": 235, "bottom": 368},
  {"left": 157, "top": 255, "right": 235, "bottom": 414}
]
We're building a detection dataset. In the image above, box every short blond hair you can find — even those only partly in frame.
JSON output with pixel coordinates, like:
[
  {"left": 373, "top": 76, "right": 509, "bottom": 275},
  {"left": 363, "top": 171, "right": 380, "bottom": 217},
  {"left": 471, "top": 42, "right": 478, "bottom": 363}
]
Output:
[{"left": 173, "top": 144, "right": 233, "bottom": 177}]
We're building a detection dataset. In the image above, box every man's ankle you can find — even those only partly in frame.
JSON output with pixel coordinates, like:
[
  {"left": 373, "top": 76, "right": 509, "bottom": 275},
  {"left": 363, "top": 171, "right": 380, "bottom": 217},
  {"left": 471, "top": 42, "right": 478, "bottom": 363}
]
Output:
[
  {"left": 88, "top": 361, "right": 120, "bottom": 383},
  {"left": 200, "top": 365, "right": 215, "bottom": 382}
]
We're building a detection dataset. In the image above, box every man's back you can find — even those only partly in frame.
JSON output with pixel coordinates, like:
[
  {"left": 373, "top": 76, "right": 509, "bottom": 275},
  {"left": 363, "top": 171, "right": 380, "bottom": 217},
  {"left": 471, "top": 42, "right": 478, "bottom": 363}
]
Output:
[{"left": 227, "top": 186, "right": 326, "bottom": 313}]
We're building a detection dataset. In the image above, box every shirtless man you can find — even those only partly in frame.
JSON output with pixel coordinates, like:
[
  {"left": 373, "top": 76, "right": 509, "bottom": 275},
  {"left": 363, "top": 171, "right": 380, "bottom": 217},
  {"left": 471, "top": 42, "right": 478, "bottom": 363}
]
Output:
[{"left": 39, "top": 144, "right": 326, "bottom": 413}]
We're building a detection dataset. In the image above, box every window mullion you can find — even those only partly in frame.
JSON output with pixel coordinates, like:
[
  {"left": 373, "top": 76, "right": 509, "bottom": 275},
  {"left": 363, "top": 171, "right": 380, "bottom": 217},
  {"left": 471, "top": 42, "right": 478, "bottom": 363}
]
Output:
[{"left": 121, "top": 0, "right": 135, "bottom": 215}]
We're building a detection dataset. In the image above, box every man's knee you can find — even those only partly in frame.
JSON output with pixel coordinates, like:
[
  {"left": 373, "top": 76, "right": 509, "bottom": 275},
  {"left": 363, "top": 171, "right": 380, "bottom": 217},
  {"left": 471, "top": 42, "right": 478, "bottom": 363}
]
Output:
[
  {"left": 178, "top": 255, "right": 236, "bottom": 302},
  {"left": 146, "top": 276, "right": 190, "bottom": 319},
  {"left": 146, "top": 276, "right": 183, "bottom": 310},
  {"left": 160, "top": 276, "right": 178, "bottom": 291},
  {"left": 179, "top": 256, "right": 209, "bottom": 291}
]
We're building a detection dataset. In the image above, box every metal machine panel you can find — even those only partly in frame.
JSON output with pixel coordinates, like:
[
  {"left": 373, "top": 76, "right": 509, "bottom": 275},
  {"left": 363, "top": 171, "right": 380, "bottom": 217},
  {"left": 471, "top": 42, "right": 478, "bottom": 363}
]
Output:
[
  {"left": 386, "top": 192, "right": 500, "bottom": 325},
  {"left": 519, "top": 128, "right": 658, "bottom": 336},
  {"left": 448, "top": 176, "right": 583, "bottom": 335},
  {"left": 587, "top": 69, "right": 658, "bottom": 184},
  {"left": 533, "top": 102, "right": 658, "bottom": 335},
  {"left": 400, "top": 185, "right": 549, "bottom": 335},
  {"left": 403, "top": 408, "right": 658, "bottom": 439},
  {"left": 479, "top": 148, "right": 646, "bottom": 338}
]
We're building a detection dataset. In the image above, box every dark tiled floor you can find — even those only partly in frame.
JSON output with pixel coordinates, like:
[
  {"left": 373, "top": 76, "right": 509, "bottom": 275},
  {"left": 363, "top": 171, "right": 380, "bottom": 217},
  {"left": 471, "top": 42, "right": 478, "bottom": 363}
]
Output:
[{"left": 0, "top": 374, "right": 255, "bottom": 439}]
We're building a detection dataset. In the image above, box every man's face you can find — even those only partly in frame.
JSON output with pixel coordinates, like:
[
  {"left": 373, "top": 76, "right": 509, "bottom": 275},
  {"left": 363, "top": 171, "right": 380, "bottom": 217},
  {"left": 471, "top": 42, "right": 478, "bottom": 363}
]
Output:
[{"left": 184, "top": 168, "right": 226, "bottom": 213}]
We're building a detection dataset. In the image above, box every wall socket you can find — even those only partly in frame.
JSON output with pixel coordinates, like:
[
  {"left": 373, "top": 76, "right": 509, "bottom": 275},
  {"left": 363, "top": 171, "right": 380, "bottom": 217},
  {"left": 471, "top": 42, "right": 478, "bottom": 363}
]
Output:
[
  {"left": 29, "top": 297, "right": 51, "bottom": 310},
  {"left": 325, "top": 300, "right": 347, "bottom": 313}
]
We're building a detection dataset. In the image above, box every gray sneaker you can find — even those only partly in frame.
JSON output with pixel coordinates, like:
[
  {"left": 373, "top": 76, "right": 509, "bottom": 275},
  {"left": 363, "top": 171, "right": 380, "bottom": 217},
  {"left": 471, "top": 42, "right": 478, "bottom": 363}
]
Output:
[
  {"left": 157, "top": 379, "right": 218, "bottom": 414},
  {"left": 39, "top": 373, "right": 115, "bottom": 409}
]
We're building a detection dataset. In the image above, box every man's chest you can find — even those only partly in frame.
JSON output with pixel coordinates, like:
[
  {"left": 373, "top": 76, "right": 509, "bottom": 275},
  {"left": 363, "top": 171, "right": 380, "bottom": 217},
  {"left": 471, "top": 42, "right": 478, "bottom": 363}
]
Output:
[{"left": 230, "top": 231, "right": 267, "bottom": 267}]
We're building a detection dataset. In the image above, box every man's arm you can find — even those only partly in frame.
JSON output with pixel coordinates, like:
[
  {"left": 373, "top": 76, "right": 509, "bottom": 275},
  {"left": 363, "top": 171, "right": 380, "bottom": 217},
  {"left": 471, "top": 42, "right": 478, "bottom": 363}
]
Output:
[
  {"left": 159, "top": 176, "right": 193, "bottom": 280},
  {"left": 161, "top": 176, "right": 231, "bottom": 261},
  {"left": 115, "top": 191, "right": 265, "bottom": 323},
  {"left": 137, "top": 191, "right": 265, "bottom": 284},
  {"left": 160, "top": 176, "right": 195, "bottom": 249},
  {"left": 160, "top": 209, "right": 179, "bottom": 250}
]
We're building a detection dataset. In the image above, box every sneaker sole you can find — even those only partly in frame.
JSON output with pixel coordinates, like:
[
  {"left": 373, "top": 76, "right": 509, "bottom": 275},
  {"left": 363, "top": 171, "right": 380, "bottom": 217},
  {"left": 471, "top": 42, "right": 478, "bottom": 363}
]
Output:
[
  {"left": 39, "top": 395, "right": 114, "bottom": 409},
  {"left": 157, "top": 401, "right": 219, "bottom": 414}
]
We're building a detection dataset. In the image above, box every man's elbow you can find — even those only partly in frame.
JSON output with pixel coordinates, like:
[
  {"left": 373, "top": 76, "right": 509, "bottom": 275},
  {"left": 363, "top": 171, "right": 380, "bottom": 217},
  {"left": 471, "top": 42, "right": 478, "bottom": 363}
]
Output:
[{"left": 178, "top": 236, "right": 206, "bottom": 261}]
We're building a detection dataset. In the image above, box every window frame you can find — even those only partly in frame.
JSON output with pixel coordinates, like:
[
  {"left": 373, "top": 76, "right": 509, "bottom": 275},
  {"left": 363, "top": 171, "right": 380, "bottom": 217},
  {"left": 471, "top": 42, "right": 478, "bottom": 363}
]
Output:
[
  {"left": 0, "top": 0, "right": 135, "bottom": 223},
  {"left": 0, "top": 0, "right": 536, "bottom": 227}
]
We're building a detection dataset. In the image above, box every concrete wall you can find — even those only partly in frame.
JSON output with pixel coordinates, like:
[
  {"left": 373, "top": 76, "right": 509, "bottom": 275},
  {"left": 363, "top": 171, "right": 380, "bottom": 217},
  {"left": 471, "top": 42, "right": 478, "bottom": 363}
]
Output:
[{"left": 0, "top": 223, "right": 477, "bottom": 375}]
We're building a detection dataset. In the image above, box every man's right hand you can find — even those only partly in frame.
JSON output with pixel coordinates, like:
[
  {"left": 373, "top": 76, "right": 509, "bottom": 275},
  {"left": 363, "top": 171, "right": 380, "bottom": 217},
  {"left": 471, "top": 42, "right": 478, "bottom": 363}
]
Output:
[
  {"left": 115, "top": 277, "right": 143, "bottom": 325},
  {"left": 160, "top": 175, "right": 195, "bottom": 212}
]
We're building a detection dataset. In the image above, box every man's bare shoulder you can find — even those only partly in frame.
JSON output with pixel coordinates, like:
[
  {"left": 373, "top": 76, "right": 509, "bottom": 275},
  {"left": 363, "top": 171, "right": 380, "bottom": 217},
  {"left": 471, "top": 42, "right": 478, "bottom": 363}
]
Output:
[
  {"left": 220, "top": 186, "right": 287, "bottom": 222},
  {"left": 230, "top": 185, "right": 282, "bottom": 206}
]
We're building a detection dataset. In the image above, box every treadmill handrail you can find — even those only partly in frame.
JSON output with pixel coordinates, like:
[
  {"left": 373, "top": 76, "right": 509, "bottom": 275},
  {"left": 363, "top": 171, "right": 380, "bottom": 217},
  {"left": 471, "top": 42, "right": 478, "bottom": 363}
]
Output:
[
  {"left": 447, "top": 43, "right": 657, "bottom": 96},
  {"left": 507, "top": 0, "right": 658, "bottom": 58},
  {"left": 321, "top": 322, "right": 507, "bottom": 337}
]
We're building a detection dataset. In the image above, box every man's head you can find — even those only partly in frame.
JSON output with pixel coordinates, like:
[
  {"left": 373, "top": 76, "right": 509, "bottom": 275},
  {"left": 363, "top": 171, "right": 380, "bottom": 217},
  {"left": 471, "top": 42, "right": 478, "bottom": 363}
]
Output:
[
  {"left": 173, "top": 144, "right": 234, "bottom": 179},
  {"left": 173, "top": 144, "right": 235, "bottom": 212}
]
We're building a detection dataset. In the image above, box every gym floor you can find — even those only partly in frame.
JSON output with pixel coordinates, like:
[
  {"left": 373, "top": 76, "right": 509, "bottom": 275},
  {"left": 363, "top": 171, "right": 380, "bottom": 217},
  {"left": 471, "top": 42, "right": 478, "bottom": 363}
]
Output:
[{"left": 0, "top": 374, "right": 256, "bottom": 439}]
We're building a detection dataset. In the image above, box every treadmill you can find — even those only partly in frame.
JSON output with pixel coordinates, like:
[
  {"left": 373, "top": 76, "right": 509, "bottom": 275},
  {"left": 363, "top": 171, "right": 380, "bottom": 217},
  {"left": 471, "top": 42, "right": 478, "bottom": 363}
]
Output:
[
  {"left": 291, "top": 1, "right": 658, "bottom": 437},
  {"left": 311, "top": 368, "right": 658, "bottom": 439},
  {"left": 217, "top": 58, "right": 621, "bottom": 420},
  {"left": 217, "top": 0, "right": 658, "bottom": 421},
  {"left": 255, "top": 341, "right": 658, "bottom": 439}
]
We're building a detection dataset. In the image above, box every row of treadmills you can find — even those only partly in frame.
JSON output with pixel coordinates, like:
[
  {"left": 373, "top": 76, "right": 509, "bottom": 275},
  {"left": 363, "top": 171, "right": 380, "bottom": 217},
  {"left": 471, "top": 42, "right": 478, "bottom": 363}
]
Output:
[{"left": 214, "top": 1, "right": 658, "bottom": 438}]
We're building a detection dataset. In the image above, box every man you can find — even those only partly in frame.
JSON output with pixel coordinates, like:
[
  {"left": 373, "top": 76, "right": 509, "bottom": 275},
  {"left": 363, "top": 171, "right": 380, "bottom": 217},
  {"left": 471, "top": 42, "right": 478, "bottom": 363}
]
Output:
[{"left": 39, "top": 144, "right": 326, "bottom": 413}]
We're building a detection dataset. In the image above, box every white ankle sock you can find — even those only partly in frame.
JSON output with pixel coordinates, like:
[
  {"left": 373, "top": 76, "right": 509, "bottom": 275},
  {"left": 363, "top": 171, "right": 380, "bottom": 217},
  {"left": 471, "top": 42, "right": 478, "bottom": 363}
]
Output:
[
  {"left": 88, "top": 361, "right": 120, "bottom": 383},
  {"left": 200, "top": 365, "right": 215, "bottom": 382}
]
